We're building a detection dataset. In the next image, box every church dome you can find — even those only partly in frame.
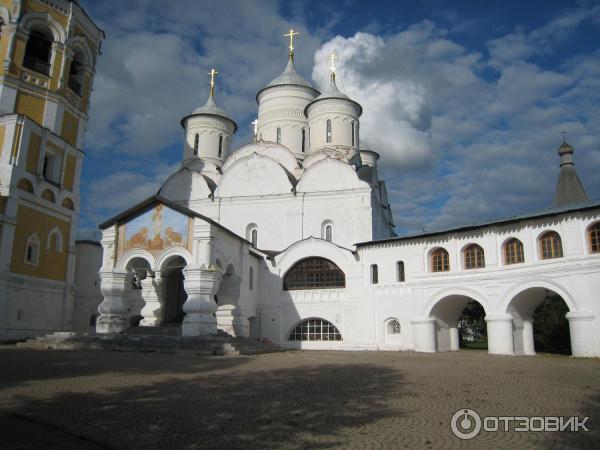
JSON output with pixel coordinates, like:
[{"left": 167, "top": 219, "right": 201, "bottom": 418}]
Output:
[
  {"left": 256, "top": 58, "right": 319, "bottom": 101},
  {"left": 304, "top": 75, "right": 362, "bottom": 117},
  {"left": 182, "top": 93, "right": 237, "bottom": 132},
  {"left": 558, "top": 141, "right": 574, "bottom": 155}
]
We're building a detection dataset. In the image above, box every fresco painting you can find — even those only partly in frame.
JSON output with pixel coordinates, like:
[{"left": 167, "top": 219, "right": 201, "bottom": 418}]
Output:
[{"left": 124, "top": 204, "right": 188, "bottom": 251}]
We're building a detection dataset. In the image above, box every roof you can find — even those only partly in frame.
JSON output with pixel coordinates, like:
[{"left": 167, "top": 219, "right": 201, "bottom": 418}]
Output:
[
  {"left": 554, "top": 163, "right": 589, "bottom": 206},
  {"left": 180, "top": 94, "right": 238, "bottom": 132},
  {"left": 256, "top": 58, "right": 320, "bottom": 101},
  {"left": 356, "top": 200, "right": 600, "bottom": 247},
  {"left": 98, "top": 194, "right": 251, "bottom": 245},
  {"left": 304, "top": 76, "right": 362, "bottom": 117}
]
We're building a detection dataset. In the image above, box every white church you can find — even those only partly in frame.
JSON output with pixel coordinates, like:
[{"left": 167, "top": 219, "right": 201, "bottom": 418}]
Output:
[{"left": 1, "top": 8, "right": 599, "bottom": 357}]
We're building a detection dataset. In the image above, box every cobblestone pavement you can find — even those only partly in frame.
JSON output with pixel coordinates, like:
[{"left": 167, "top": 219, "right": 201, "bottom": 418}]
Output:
[{"left": 0, "top": 347, "right": 598, "bottom": 449}]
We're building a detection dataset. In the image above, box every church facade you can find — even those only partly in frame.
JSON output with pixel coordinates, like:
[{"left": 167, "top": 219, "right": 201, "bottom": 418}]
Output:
[{"left": 1, "top": 4, "right": 598, "bottom": 358}]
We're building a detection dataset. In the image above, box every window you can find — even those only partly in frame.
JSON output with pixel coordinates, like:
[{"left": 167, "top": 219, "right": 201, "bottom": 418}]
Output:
[
  {"left": 288, "top": 318, "right": 342, "bottom": 341},
  {"left": 371, "top": 264, "right": 378, "bottom": 284},
  {"left": 25, "top": 234, "right": 40, "bottom": 265},
  {"left": 193, "top": 134, "right": 199, "bottom": 155},
  {"left": 351, "top": 121, "right": 355, "bottom": 146},
  {"left": 42, "top": 189, "right": 56, "bottom": 203},
  {"left": 251, "top": 229, "right": 257, "bottom": 247},
  {"left": 464, "top": 244, "right": 485, "bottom": 269},
  {"left": 17, "top": 178, "right": 34, "bottom": 193},
  {"left": 326, "top": 119, "right": 332, "bottom": 143},
  {"left": 23, "top": 30, "right": 52, "bottom": 76},
  {"left": 325, "top": 225, "right": 333, "bottom": 242},
  {"left": 276, "top": 127, "right": 281, "bottom": 144},
  {"left": 68, "top": 55, "right": 83, "bottom": 96},
  {"left": 504, "top": 238, "right": 524, "bottom": 264},
  {"left": 540, "top": 231, "right": 563, "bottom": 259},
  {"left": 387, "top": 319, "right": 401, "bottom": 335},
  {"left": 284, "top": 257, "right": 345, "bottom": 290},
  {"left": 42, "top": 153, "right": 59, "bottom": 183},
  {"left": 62, "top": 198, "right": 75, "bottom": 210},
  {"left": 396, "top": 261, "right": 405, "bottom": 282},
  {"left": 590, "top": 223, "right": 600, "bottom": 253},
  {"left": 249, "top": 267, "right": 254, "bottom": 290},
  {"left": 218, "top": 135, "right": 223, "bottom": 157},
  {"left": 301, "top": 128, "right": 306, "bottom": 152},
  {"left": 431, "top": 248, "right": 450, "bottom": 272}
]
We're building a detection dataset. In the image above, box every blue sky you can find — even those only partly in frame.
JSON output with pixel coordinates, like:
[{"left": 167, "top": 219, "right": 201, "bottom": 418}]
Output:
[{"left": 77, "top": 0, "right": 600, "bottom": 238}]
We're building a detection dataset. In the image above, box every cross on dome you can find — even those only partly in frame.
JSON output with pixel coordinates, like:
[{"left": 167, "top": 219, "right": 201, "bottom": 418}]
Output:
[
  {"left": 329, "top": 53, "right": 338, "bottom": 81},
  {"left": 252, "top": 118, "right": 258, "bottom": 141},
  {"left": 284, "top": 28, "right": 300, "bottom": 59},
  {"left": 208, "top": 68, "right": 218, "bottom": 97}
]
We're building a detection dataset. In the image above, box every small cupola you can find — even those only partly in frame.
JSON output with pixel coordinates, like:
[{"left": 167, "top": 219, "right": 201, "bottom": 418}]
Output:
[
  {"left": 305, "top": 53, "right": 362, "bottom": 155},
  {"left": 553, "top": 136, "right": 589, "bottom": 207},
  {"left": 181, "top": 68, "right": 237, "bottom": 167}
]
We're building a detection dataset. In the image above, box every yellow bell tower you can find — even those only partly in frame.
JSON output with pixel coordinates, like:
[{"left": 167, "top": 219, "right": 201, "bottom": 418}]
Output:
[{"left": 0, "top": 0, "right": 104, "bottom": 340}]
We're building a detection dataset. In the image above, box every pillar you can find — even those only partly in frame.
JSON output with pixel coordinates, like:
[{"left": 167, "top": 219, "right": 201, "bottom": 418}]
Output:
[
  {"left": 181, "top": 264, "right": 222, "bottom": 337},
  {"left": 96, "top": 270, "right": 131, "bottom": 334},
  {"left": 566, "top": 311, "right": 596, "bottom": 357},
  {"left": 486, "top": 314, "right": 514, "bottom": 355},
  {"left": 449, "top": 325, "right": 460, "bottom": 351},
  {"left": 412, "top": 317, "right": 437, "bottom": 352},
  {"left": 522, "top": 320, "right": 535, "bottom": 355},
  {"left": 140, "top": 273, "right": 164, "bottom": 327},
  {"left": 216, "top": 304, "right": 248, "bottom": 337}
]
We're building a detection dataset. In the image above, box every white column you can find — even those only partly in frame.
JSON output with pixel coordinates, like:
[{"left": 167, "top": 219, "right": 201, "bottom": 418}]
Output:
[
  {"left": 449, "top": 326, "right": 460, "bottom": 351},
  {"left": 216, "top": 304, "right": 248, "bottom": 337},
  {"left": 181, "top": 264, "right": 222, "bottom": 336},
  {"left": 411, "top": 317, "right": 437, "bottom": 352},
  {"left": 96, "top": 270, "right": 131, "bottom": 334},
  {"left": 566, "top": 311, "right": 596, "bottom": 357},
  {"left": 140, "top": 273, "right": 164, "bottom": 327},
  {"left": 522, "top": 320, "right": 535, "bottom": 355},
  {"left": 486, "top": 314, "right": 514, "bottom": 355}
]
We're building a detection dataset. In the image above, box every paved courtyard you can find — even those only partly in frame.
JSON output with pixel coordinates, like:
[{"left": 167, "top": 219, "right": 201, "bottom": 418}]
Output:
[{"left": 0, "top": 347, "right": 598, "bottom": 449}]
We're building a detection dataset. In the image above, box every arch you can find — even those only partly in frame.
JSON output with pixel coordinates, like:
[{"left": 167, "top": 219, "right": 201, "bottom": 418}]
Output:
[
  {"left": 221, "top": 140, "right": 300, "bottom": 176},
  {"left": 115, "top": 248, "right": 156, "bottom": 270},
  {"left": 588, "top": 221, "right": 600, "bottom": 254},
  {"left": 17, "top": 178, "right": 34, "bottom": 193},
  {"left": 61, "top": 197, "right": 75, "bottom": 210},
  {"left": 20, "top": 11, "right": 67, "bottom": 43},
  {"left": 288, "top": 318, "right": 342, "bottom": 341},
  {"left": 424, "top": 286, "right": 490, "bottom": 319},
  {"left": 502, "top": 237, "right": 524, "bottom": 265},
  {"left": 463, "top": 243, "right": 485, "bottom": 269},
  {"left": 47, "top": 227, "right": 63, "bottom": 253},
  {"left": 502, "top": 278, "right": 577, "bottom": 314},
  {"left": 321, "top": 219, "right": 333, "bottom": 242},
  {"left": 41, "top": 189, "right": 56, "bottom": 203},
  {"left": 396, "top": 261, "right": 405, "bottom": 282},
  {"left": 275, "top": 236, "right": 355, "bottom": 276},
  {"left": 246, "top": 223, "right": 258, "bottom": 246},
  {"left": 0, "top": 6, "right": 11, "bottom": 25},
  {"left": 538, "top": 230, "right": 563, "bottom": 259},
  {"left": 283, "top": 257, "right": 345, "bottom": 290},
  {"left": 155, "top": 246, "right": 192, "bottom": 271},
  {"left": 430, "top": 247, "right": 450, "bottom": 272},
  {"left": 67, "top": 35, "right": 94, "bottom": 67},
  {"left": 296, "top": 158, "right": 369, "bottom": 193}
]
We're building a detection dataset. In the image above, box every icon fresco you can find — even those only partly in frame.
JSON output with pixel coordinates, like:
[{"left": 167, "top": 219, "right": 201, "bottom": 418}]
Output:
[{"left": 124, "top": 204, "right": 188, "bottom": 252}]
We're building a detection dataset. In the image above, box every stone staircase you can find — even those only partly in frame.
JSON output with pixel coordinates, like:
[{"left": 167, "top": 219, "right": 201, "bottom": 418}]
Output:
[{"left": 17, "top": 330, "right": 289, "bottom": 356}]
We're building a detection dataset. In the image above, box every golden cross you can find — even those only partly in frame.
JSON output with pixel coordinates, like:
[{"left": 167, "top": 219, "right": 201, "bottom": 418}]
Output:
[
  {"left": 252, "top": 119, "right": 258, "bottom": 136},
  {"left": 329, "top": 53, "right": 338, "bottom": 80},
  {"left": 208, "top": 68, "right": 218, "bottom": 96},
  {"left": 284, "top": 28, "right": 300, "bottom": 58}
]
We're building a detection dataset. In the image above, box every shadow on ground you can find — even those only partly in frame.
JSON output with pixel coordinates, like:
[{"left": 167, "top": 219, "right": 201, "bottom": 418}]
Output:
[{"left": 4, "top": 359, "right": 406, "bottom": 449}]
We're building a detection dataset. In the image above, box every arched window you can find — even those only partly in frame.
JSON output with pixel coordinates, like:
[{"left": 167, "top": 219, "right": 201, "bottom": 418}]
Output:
[
  {"left": 62, "top": 197, "right": 75, "bottom": 210},
  {"left": 276, "top": 127, "right": 281, "bottom": 144},
  {"left": 396, "top": 261, "right": 405, "bottom": 282},
  {"left": 351, "top": 121, "right": 355, "bottom": 146},
  {"left": 193, "top": 134, "right": 199, "bottom": 155},
  {"left": 218, "top": 135, "right": 223, "bottom": 157},
  {"left": 25, "top": 234, "right": 40, "bottom": 265},
  {"left": 431, "top": 248, "right": 450, "bottom": 272},
  {"left": 41, "top": 189, "right": 56, "bottom": 203},
  {"left": 540, "top": 231, "right": 563, "bottom": 259},
  {"left": 325, "top": 225, "right": 333, "bottom": 242},
  {"left": 301, "top": 128, "right": 306, "bottom": 152},
  {"left": 47, "top": 228, "right": 63, "bottom": 253},
  {"left": 370, "top": 264, "right": 378, "bottom": 284},
  {"left": 284, "top": 257, "right": 345, "bottom": 290},
  {"left": 589, "top": 222, "right": 600, "bottom": 253},
  {"left": 386, "top": 319, "right": 401, "bottom": 335},
  {"left": 249, "top": 267, "right": 254, "bottom": 290},
  {"left": 288, "top": 318, "right": 342, "bottom": 341},
  {"left": 68, "top": 53, "right": 84, "bottom": 96},
  {"left": 464, "top": 244, "right": 485, "bottom": 269},
  {"left": 24, "top": 29, "right": 53, "bottom": 76},
  {"left": 17, "top": 178, "right": 34, "bottom": 193},
  {"left": 251, "top": 229, "right": 257, "bottom": 247},
  {"left": 326, "top": 119, "right": 332, "bottom": 143},
  {"left": 504, "top": 238, "right": 524, "bottom": 264}
]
